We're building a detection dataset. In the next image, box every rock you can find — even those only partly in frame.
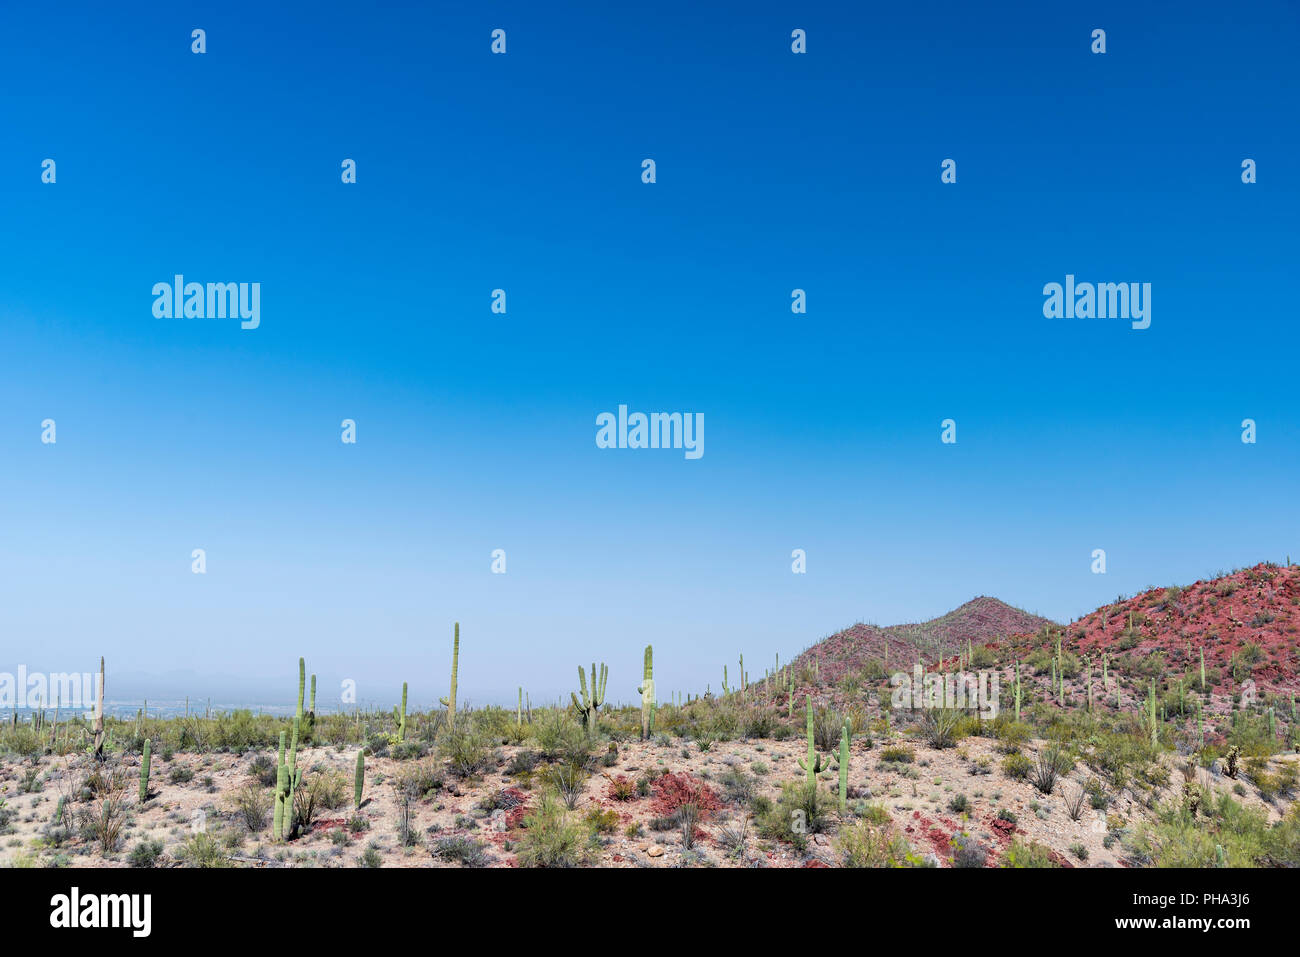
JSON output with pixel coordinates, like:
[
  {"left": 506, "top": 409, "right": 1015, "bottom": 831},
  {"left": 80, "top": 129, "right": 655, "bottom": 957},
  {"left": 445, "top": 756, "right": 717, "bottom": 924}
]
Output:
[{"left": 647, "top": 844, "right": 665, "bottom": 858}]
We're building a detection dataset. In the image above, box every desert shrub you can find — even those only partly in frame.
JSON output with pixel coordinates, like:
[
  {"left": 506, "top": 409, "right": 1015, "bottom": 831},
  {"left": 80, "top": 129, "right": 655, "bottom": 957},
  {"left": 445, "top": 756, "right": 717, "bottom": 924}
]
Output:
[
  {"left": 532, "top": 711, "right": 586, "bottom": 761},
  {"left": 1064, "top": 785, "right": 1088, "bottom": 821},
  {"left": 1001, "top": 753, "right": 1032, "bottom": 781},
  {"left": 247, "top": 754, "right": 277, "bottom": 787},
  {"left": 78, "top": 771, "right": 130, "bottom": 854},
  {"left": 994, "top": 720, "right": 1031, "bottom": 754},
  {"left": 432, "top": 835, "right": 490, "bottom": 867},
  {"left": 813, "top": 708, "right": 844, "bottom": 752},
  {"left": 857, "top": 801, "right": 891, "bottom": 826},
  {"left": 584, "top": 807, "right": 620, "bottom": 834},
  {"left": 1127, "top": 791, "right": 1279, "bottom": 867},
  {"left": 176, "top": 831, "right": 230, "bottom": 868},
  {"left": 649, "top": 772, "right": 721, "bottom": 819},
  {"left": 744, "top": 709, "right": 775, "bottom": 739},
  {"left": 759, "top": 780, "right": 834, "bottom": 844},
  {"left": 1001, "top": 838, "right": 1058, "bottom": 868},
  {"left": 516, "top": 795, "right": 593, "bottom": 867},
  {"left": 391, "top": 740, "right": 427, "bottom": 761},
  {"left": 921, "top": 709, "right": 962, "bottom": 749},
  {"left": 678, "top": 802, "right": 700, "bottom": 849},
  {"left": 168, "top": 765, "right": 195, "bottom": 785},
  {"left": 950, "top": 833, "right": 986, "bottom": 868},
  {"left": 716, "top": 817, "right": 749, "bottom": 858},
  {"left": 506, "top": 749, "right": 540, "bottom": 776},
  {"left": 605, "top": 775, "right": 637, "bottom": 801},
  {"left": 718, "top": 767, "right": 757, "bottom": 806},
  {"left": 880, "top": 745, "right": 915, "bottom": 764},
  {"left": 438, "top": 729, "right": 491, "bottom": 778},
  {"left": 128, "top": 839, "right": 165, "bottom": 868},
  {"left": 548, "top": 763, "right": 587, "bottom": 810},
  {"left": 395, "top": 759, "right": 445, "bottom": 799},
  {"left": 1031, "top": 746, "right": 1072, "bottom": 795},
  {"left": 230, "top": 783, "right": 270, "bottom": 832},
  {"left": 947, "top": 794, "right": 969, "bottom": 814}
]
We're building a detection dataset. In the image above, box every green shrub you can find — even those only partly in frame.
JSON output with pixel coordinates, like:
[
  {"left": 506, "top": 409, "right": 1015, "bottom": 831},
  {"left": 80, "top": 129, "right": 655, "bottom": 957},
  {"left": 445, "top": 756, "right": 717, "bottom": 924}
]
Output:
[{"left": 517, "top": 795, "right": 593, "bottom": 867}]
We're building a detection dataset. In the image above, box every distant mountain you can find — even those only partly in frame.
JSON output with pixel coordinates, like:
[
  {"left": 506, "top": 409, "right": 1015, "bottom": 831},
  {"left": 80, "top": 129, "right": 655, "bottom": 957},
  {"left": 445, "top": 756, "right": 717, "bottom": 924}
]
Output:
[{"left": 792, "top": 597, "right": 1057, "bottom": 686}]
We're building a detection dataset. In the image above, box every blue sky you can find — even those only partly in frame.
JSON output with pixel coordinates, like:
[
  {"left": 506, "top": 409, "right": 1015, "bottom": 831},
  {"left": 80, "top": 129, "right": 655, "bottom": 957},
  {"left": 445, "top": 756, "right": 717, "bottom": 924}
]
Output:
[{"left": 1, "top": 2, "right": 1297, "bottom": 710}]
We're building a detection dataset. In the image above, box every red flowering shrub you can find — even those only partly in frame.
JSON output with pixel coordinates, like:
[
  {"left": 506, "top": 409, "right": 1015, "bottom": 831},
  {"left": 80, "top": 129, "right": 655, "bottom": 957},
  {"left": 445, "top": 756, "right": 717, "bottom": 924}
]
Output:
[{"left": 649, "top": 772, "right": 722, "bottom": 820}]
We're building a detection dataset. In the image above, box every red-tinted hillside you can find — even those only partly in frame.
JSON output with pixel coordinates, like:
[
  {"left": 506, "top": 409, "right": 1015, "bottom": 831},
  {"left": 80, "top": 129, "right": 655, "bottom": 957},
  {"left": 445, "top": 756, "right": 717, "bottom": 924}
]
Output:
[
  {"left": 1065, "top": 563, "right": 1300, "bottom": 693},
  {"left": 793, "top": 597, "right": 1056, "bottom": 686}
]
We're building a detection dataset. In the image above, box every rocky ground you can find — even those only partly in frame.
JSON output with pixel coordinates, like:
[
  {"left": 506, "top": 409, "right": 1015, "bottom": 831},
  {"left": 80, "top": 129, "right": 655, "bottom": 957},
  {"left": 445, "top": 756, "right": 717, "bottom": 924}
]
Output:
[{"left": 2, "top": 730, "right": 1294, "bottom": 868}]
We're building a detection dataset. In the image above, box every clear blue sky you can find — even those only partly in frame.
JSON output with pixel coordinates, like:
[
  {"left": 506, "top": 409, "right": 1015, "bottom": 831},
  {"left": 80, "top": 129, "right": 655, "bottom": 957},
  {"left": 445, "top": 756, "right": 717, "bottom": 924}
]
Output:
[{"left": 1, "top": 1, "right": 1297, "bottom": 710}]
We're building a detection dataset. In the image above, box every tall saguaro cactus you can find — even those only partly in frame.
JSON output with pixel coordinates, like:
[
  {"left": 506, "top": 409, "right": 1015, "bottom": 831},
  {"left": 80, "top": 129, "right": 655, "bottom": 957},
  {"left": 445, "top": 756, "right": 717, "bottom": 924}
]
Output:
[
  {"left": 837, "top": 724, "right": 850, "bottom": 814},
  {"left": 139, "top": 738, "right": 151, "bottom": 803},
  {"left": 1014, "top": 659, "right": 1022, "bottom": 722},
  {"left": 393, "top": 682, "right": 408, "bottom": 742},
  {"left": 571, "top": 662, "right": 608, "bottom": 731},
  {"left": 797, "top": 695, "right": 832, "bottom": 786},
  {"left": 1148, "top": 679, "right": 1159, "bottom": 749},
  {"left": 354, "top": 750, "right": 365, "bottom": 809},
  {"left": 638, "top": 645, "right": 655, "bottom": 740},
  {"left": 440, "top": 622, "right": 460, "bottom": 731},
  {"left": 306, "top": 672, "right": 317, "bottom": 741},
  {"left": 92, "top": 657, "right": 105, "bottom": 760}
]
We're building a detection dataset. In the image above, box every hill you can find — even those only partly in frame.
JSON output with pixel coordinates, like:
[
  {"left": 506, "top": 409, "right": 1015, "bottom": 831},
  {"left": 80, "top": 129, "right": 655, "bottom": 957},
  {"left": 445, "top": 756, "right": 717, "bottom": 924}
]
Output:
[{"left": 792, "top": 597, "right": 1057, "bottom": 687}]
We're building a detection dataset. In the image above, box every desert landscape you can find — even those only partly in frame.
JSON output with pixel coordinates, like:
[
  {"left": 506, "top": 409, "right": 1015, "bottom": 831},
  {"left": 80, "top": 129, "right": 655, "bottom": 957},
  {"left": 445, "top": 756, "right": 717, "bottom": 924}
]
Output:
[{"left": 2, "top": 563, "right": 1297, "bottom": 869}]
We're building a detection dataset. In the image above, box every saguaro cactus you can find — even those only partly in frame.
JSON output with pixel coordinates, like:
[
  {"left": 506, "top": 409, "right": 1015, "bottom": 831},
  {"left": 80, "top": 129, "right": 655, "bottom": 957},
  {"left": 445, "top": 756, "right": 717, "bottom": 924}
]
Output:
[
  {"left": 139, "top": 739, "right": 151, "bottom": 803},
  {"left": 393, "top": 682, "right": 408, "bottom": 742},
  {"left": 273, "top": 730, "right": 288, "bottom": 839},
  {"left": 797, "top": 695, "right": 832, "bottom": 785},
  {"left": 638, "top": 645, "right": 655, "bottom": 740},
  {"left": 440, "top": 622, "right": 460, "bottom": 731},
  {"left": 306, "top": 673, "right": 317, "bottom": 741},
  {"left": 1148, "top": 680, "right": 1159, "bottom": 748},
  {"left": 837, "top": 724, "right": 850, "bottom": 813},
  {"left": 1014, "top": 659, "right": 1022, "bottom": 722},
  {"left": 92, "top": 656, "right": 105, "bottom": 760},
  {"left": 354, "top": 750, "right": 365, "bottom": 809},
  {"left": 571, "top": 662, "right": 608, "bottom": 730}
]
